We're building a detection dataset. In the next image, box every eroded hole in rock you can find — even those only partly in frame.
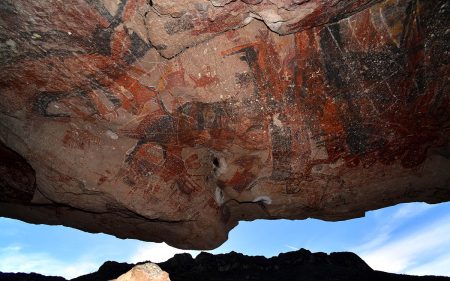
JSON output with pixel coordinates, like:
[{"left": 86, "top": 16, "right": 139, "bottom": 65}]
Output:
[
  {"left": 211, "top": 154, "right": 228, "bottom": 177},
  {"left": 212, "top": 157, "right": 220, "bottom": 169}
]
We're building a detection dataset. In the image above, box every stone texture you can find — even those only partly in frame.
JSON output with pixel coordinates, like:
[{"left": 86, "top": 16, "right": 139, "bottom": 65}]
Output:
[
  {"left": 112, "top": 263, "right": 170, "bottom": 281},
  {"left": 0, "top": 0, "right": 449, "bottom": 249}
]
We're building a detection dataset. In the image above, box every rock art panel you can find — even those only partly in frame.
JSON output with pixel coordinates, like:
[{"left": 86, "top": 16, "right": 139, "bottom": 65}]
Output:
[
  {"left": 0, "top": 0, "right": 449, "bottom": 249},
  {"left": 147, "top": 0, "right": 383, "bottom": 57}
]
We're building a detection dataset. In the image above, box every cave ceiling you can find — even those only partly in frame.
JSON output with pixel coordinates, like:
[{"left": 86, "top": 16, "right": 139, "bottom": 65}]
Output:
[{"left": 0, "top": 0, "right": 449, "bottom": 249}]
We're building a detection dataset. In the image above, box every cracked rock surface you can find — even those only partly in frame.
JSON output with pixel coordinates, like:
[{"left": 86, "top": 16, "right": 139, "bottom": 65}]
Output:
[{"left": 0, "top": 0, "right": 449, "bottom": 249}]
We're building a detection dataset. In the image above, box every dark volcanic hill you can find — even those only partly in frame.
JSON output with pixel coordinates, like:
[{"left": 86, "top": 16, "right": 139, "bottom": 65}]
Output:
[{"left": 1, "top": 249, "right": 449, "bottom": 281}]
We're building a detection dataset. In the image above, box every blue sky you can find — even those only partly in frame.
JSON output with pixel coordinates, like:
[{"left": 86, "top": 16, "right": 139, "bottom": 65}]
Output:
[{"left": 1, "top": 202, "right": 450, "bottom": 279}]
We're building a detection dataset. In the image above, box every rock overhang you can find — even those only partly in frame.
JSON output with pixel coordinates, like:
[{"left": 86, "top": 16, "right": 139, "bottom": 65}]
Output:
[{"left": 0, "top": 0, "right": 449, "bottom": 249}]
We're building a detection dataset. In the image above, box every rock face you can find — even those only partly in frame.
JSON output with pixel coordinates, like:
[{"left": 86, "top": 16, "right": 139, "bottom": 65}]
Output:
[
  {"left": 112, "top": 263, "right": 170, "bottom": 281},
  {"left": 0, "top": 0, "right": 449, "bottom": 249},
  {"left": 3, "top": 249, "right": 450, "bottom": 280}
]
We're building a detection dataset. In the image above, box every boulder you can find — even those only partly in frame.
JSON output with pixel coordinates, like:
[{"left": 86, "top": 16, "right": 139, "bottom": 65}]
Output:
[{"left": 112, "top": 263, "right": 170, "bottom": 281}]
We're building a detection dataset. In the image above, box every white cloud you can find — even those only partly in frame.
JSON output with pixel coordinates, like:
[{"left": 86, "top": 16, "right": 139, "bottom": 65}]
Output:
[
  {"left": 353, "top": 230, "right": 391, "bottom": 253},
  {"left": 407, "top": 251, "right": 450, "bottom": 277},
  {"left": 285, "top": 245, "right": 299, "bottom": 251},
  {"left": 358, "top": 214, "right": 450, "bottom": 275},
  {"left": 353, "top": 203, "right": 436, "bottom": 253},
  {"left": 129, "top": 242, "right": 199, "bottom": 264},
  {"left": 0, "top": 244, "right": 98, "bottom": 279},
  {"left": 390, "top": 203, "right": 434, "bottom": 221}
]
